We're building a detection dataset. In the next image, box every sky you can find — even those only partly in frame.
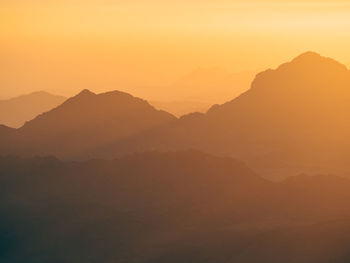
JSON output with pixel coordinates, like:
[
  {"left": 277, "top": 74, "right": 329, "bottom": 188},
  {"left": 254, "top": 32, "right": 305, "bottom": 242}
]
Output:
[{"left": 1, "top": 0, "right": 350, "bottom": 100}]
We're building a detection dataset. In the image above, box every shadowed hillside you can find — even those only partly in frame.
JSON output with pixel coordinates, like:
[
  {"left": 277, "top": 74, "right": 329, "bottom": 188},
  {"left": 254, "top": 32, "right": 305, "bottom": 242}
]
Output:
[{"left": 1, "top": 151, "right": 350, "bottom": 263}]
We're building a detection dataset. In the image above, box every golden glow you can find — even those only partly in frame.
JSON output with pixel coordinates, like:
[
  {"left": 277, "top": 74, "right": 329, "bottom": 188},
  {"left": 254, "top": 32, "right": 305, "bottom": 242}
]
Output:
[{"left": 1, "top": 1, "right": 350, "bottom": 100}]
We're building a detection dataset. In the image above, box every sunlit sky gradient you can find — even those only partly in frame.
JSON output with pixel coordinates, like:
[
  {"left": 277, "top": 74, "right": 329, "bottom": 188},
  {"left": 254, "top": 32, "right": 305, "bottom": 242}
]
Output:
[{"left": 1, "top": 0, "right": 350, "bottom": 100}]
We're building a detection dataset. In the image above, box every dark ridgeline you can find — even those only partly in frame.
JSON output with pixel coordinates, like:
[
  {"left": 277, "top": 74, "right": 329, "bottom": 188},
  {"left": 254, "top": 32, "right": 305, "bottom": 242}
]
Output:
[
  {"left": 0, "top": 91, "right": 67, "bottom": 128},
  {"left": 1, "top": 52, "right": 350, "bottom": 178},
  {"left": 0, "top": 151, "right": 350, "bottom": 262}
]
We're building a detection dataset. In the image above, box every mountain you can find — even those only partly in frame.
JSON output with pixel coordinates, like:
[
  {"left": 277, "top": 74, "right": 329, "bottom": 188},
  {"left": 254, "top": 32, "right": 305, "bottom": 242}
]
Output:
[
  {"left": 126, "top": 68, "right": 255, "bottom": 105},
  {"left": 150, "top": 100, "right": 211, "bottom": 117},
  {"left": 199, "top": 52, "right": 350, "bottom": 177},
  {"left": 0, "top": 90, "right": 176, "bottom": 158},
  {"left": 170, "top": 67, "right": 254, "bottom": 103},
  {"left": 99, "top": 52, "right": 350, "bottom": 179},
  {"left": 2, "top": 52, "right": 350, "bottom": 179},
  {"left": 1, "top": 151, "right": 350, "bottom": 262},
  {"left": 0, "top": 91, "right": 66, "bottom": 128}
]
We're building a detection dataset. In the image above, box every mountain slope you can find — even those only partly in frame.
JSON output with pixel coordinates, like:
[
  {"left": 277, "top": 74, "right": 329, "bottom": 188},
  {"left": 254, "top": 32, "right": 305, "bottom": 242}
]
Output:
[{"left": 0, "top": 91, "right": 66, "bottom": 128}]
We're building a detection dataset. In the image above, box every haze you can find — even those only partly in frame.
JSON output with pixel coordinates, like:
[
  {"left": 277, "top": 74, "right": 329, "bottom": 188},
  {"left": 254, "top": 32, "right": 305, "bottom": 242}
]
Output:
[{"left": 2, "top": 0, "right": 350, "bottom": 101}]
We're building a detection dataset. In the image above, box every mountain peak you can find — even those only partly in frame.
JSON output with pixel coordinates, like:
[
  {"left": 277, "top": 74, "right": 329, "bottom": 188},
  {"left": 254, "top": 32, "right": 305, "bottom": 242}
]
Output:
[
  {"left": 286, "top": 51, "right": 348, "bottom": 71},
  {"left": 66, "top": 89, "right": 95, "bottom": 102},
  {"left": 77, "top": 89, "right": 95, "bottom": 97},
  {"left": 247, "top": 52, "right": 349, "bottom": 94},
  {"left": 292, "top": 51, "right": 321, "bottom": 61}
]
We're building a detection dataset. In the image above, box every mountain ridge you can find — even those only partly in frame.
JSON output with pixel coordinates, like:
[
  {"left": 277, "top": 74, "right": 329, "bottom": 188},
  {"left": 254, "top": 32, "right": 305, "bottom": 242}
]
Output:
[
  {"left": 95, "top": 52, "right": 350, "bottom": 179},
  {"left": 2, "top": 52, "right": 350, "bottom": 179}
]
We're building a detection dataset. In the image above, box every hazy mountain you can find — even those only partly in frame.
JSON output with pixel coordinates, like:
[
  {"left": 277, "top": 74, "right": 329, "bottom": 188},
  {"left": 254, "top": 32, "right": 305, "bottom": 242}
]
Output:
[
  {"left": 99, "top": 52, "right": 350, "bottom": 179},
  {"left": 2, "top": 52, "right": 350, "bottom": 179},
  {"left": 1, "top": 151, "right": 350, "bottom": 262},
  {"left": 0, "top": 89, "right": 176, "bottom": 158},
  {"left": 202, "top": 52, "right": 350, "bottom": 177},
  {"left": 150, "top": 100, "right": 211, "bottom": 117},
  {"left": 0, "top": 91, "right": 66, "bottom": 128},
  {"left": 199, "top": 52, "right": 350, "bottom": 177},
  {"left": 127, "top": 68, "right": 255, "bottom": 104},
  {"left": 170, "top": 67, "right": 254, "bottom": 103}
]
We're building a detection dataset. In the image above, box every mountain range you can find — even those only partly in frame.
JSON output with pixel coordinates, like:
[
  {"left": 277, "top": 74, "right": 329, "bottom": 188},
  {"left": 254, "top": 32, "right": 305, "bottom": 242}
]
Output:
[
  {"left": 1, "top": 52, "right": 350, "bottom": 178},
  {"left": 2, "top": 52, "right": 350, "bottom": 262},
  {"left": 1, "top": 151, "right": 350, "bottom": 262},
  {"left": 120, "top": 52, "right": 350, "bottom": 178}
]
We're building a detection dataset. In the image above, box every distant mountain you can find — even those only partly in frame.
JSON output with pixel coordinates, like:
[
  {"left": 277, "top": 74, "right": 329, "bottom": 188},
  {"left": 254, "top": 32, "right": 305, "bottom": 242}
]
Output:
[
  {"left": 0, "top": 91, "right": 66, "bottom": 128},
  {"left": 171, "top": 67, "right": 254, "bottom": 103},
  {"left": 0, "top": 89, "right": 176, "bottom": 158},
  {"left": 150, "top": 100, "right": 211, "bottom": 117},
  {"left": 99, "top": 52, "right": 350, "bottom": 179},
  {"left": 1, "top": 151, "right": 350, "bottom": 262},
  {"left": 126, "top": 68, "right": 255, "bottom": 104}
]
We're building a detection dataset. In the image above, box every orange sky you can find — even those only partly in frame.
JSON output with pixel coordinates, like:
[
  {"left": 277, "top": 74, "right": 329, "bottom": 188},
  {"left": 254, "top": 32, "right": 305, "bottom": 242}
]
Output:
[{"left": 1, "top": 0, "right": 350, "bottom": 101}]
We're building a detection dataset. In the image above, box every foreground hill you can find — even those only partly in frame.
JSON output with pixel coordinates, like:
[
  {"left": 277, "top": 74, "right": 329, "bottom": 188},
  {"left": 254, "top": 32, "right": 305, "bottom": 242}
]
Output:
[
  {"left": 0, "top": 91, "right": 66, "bottom": 128},
  {"left": 0, "top": 90, "right": 176, "bottom": 158},
  {"left": 0, "top": 151, "right": 350, "bottom": 262}
]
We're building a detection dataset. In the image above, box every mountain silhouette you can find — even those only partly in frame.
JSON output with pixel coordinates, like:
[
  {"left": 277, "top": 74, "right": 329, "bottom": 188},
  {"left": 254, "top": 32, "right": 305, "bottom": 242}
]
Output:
[
  {"left": 1, "top": 151, "right": 350, "bottom": 262},
  {"left": 2, "top": 52, "right": 350, "bottom": 179},
  {"left": 0, "top": 89, "right": 176, "bottom": 158},
  {"left": 125, "top": 67, "right": 254, "bottom": 105},
  {"left": 0, "top": 91, "right": 66, "bottom": 128}
]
